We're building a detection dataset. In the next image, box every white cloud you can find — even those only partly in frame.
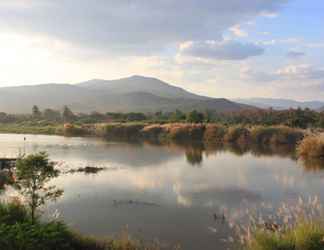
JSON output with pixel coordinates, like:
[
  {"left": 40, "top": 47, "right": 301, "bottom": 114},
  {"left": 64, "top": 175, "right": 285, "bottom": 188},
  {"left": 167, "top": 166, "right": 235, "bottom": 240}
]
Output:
[
  {"left": 260, "top": 10, "right": 279, "bottom": 18},
  {"left": 241, "top": 64, "right": 324, "bottom": 83},
  {"left": 0, "top": 0, "right": 288, "bottom": 56},
  {"left": 276, "top": 64, "right": 324, "bottom": 80},
  {"left": 229, "top": 25, "right": 248, "bottom": 37}
]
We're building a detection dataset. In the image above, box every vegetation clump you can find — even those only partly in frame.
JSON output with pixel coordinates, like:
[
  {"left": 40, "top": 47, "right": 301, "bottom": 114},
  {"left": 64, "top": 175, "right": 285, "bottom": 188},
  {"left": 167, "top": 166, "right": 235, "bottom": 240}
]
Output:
[
  {"left": 63, "top": 123, "right": 91, "bottom": 137},
  {"left": 103, "top": 123, "right": 145, "bottom": 141},
  {"left": 297, "top": 135, "right": 324, "bottom": 159},
  {"left": 141, "top": 124, "right": 168, "bottom": 142},
  {"left": 250, "top": 126, "right": 304, "bottom": 145},
  {"left": 224, "top": 126, "right": 251, "bottom": 145},
  {"left": 235, "top": 196, "right": 324, "bottom": 250},
  {"left": 246, "top": 222, "right": 324, "bottom": 250},
  {"left": 203, "top": 124, "right": 227, "bottom": 145},
  {"left": 165, "top": 123, "right": 205, "bottom": 142}
]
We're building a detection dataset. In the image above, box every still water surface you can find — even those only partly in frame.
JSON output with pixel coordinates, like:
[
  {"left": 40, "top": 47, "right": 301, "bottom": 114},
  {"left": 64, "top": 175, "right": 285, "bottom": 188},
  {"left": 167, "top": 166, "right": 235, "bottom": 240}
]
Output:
[{"left": 1, "top": 134, "right": 324, "bottom": 249}]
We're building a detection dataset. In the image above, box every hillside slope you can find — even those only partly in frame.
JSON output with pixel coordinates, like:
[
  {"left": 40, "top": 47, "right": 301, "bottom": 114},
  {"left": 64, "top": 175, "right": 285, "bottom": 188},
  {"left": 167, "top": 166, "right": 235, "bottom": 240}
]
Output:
[{"left": 0, "top": 76, "right": 251, "bottom": 114}]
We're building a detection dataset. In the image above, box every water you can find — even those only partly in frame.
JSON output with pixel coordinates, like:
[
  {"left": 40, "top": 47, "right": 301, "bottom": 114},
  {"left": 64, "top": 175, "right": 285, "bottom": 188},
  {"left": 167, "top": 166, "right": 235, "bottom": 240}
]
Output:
[{"left": 1, "top": 133, "right": 324, "bottom": 249}]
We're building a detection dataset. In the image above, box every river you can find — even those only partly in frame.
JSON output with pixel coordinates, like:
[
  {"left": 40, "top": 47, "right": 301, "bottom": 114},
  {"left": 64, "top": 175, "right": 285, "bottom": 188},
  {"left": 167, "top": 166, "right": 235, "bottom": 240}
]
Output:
[{"left": 1, "top": 133, "right": 324, "bottom": 249}]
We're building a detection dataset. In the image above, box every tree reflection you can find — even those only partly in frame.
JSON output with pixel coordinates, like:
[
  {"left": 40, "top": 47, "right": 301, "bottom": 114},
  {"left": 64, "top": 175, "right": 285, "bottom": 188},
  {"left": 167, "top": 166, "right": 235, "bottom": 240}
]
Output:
[
  {"left": 299, "top": 157, "right": 324, "bottom": 172},
  {"left": 185, "top": 147, "right": 203, "bottom": 166}
]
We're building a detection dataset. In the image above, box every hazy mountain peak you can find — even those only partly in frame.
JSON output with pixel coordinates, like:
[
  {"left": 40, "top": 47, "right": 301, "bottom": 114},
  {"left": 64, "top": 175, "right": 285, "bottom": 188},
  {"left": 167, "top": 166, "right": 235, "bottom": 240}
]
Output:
[
  {"left": 0, "top": 76, "right": 251, "bottom": 114},
  {"left": 77, "top": 75, "right": 209, "bottom": 100}
]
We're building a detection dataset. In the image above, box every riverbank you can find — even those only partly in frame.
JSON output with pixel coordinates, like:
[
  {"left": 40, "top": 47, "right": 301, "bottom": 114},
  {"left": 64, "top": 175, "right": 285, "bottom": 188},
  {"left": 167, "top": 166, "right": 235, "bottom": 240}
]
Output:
[
  {"left": 3, "top": 122, "right": 324, "bottom": 161},
  {"left": 0, "top": 122, "right": 307, "bottom": 143}
]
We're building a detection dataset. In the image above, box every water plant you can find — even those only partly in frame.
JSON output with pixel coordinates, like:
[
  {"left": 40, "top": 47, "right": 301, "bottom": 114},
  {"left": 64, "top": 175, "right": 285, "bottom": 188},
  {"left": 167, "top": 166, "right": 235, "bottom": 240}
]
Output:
[{"left": 231, "top": 196, "right": 324, "bottom": 250}]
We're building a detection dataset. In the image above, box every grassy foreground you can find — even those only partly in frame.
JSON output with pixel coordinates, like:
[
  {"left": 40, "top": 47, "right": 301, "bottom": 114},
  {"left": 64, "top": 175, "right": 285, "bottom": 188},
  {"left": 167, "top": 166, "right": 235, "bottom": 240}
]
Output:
[
  {"left": 246, "top": 221, "right": 324, "bottom": 250},
  {"left": 1, "top": 201, "right": 324, "bottom": 250},
  {"left": 0, "top": 202, "right": 170, "bottom": 250}
]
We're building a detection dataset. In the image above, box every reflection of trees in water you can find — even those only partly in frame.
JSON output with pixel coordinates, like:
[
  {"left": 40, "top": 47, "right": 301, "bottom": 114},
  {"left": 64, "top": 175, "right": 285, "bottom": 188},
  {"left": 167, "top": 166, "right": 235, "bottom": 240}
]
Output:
[
  {"left": 167, "top": 141, "right": 205, "bottom": 166},
  {"left": 185, "top": 147, "right": 203, "bottom": 166},
  {"left": 299, "top": 157, "right": 324, "bottom": 172},
  {"left": 183, "top": 141, "right": 297, "bottom": 165},
  {"left": 249, "top": 144, "right": 297, "bottom": 160},
  {"left": 145, "top": 139, "right": 300, "bottom": 167}
]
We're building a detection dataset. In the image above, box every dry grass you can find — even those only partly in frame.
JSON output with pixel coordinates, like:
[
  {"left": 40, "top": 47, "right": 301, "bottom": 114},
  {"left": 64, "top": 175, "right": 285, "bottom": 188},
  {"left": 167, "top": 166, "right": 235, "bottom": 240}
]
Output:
[
  {"left": 162, "top": 123, "right": 205, "bottom": 142},
  {"left": 203, "top": 124, "right": 227, "bottom": 144},
  {"left": 250, "top": 126, "right": 304, "bottom": 145},
  {"left": 297, "top": 135, "right": 324, "bottom": 159},
  {"left": 230, "top": 196, "right": 324, "bottom": 250},
  {"left": 224, "top": 126, "right": 251, "bottom": 145}
]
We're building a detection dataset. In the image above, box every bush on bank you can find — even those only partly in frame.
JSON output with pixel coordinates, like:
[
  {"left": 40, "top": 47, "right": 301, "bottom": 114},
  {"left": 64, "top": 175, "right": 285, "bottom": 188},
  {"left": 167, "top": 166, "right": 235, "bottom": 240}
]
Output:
[
  {"left": 203, "top": 124, "right": 227, "bottom": 144},
  {"left": 0, "top": 202, "right": 165, "bottom": 250},
  {"left": 246, "top": 221, "right": 324, "bottom": 250},
  {"left": 250, "top": 126, "right": 304, "bottom": 145},
  {"left": 224, "top": 126, "right": 251, "bottom": 145},
  {"left": 102, "top": 123, "right": 145, "bottom": 141},
  {"left": 297, "top": 135, "right": 324, "bottom": 159}
]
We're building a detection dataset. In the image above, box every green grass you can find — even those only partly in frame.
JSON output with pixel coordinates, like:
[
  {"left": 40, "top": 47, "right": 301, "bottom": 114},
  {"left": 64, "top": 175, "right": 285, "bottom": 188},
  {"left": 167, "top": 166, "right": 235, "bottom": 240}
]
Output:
[
  {"left": 0, "top": 123, "right": 62, "bottom": 135},
  {"left": 246, "top": 222, "right": 324, "bottom": 250},
  {"left": 0, "top": 201, "right": 166, "bottom": 250}
]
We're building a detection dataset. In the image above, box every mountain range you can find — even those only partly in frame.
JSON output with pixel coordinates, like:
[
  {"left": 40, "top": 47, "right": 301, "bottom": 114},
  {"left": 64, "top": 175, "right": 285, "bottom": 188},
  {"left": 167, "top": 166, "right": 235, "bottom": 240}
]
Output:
[
  {"left": 0, "top": 75, "right": 250, "bottom": 114},
  {"left": 232, "top": 98, "right": 324, "bottom": 111}
]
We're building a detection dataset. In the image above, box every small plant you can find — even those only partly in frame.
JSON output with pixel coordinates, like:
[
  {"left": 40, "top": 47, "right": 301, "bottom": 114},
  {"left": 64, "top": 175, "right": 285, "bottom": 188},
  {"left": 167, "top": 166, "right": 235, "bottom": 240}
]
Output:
[
  {"left": 0, "top": 201, "right": 29, "bottom": 225},
  {"left": 15, "top": 152, "right": 63, "bottom": 224}
]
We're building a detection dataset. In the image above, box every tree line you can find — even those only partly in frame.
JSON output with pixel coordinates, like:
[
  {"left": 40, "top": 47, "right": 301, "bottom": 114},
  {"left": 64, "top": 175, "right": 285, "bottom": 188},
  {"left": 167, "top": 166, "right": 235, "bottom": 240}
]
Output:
[{"left": 1, "top": 105, "right": 324, "bottom": 129}]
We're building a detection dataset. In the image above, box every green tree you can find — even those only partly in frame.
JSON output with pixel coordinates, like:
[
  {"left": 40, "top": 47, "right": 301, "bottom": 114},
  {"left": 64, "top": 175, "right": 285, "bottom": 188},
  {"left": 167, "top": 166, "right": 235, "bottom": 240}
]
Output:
[
  {"left": 15, "top": 152, "right": 63, "bottom": 224},
  {"left": 169, "top": 109, "right": 185, "bottom": 122},
  {"left": 62, "top": 106, "right": 76, "bottom": 123},
  {"left": 43, "top": 109, "right": 61, "bottom": 122},
  {"left": 186, "top": 110, "right": 204, "bottom": 123},
  {"left": 32, "top": 105, "right": 42, "bottom": 119}
]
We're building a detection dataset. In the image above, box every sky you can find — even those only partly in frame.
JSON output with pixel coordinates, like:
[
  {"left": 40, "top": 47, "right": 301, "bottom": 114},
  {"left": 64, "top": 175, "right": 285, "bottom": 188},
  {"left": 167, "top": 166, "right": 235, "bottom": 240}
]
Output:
[{"left": 0, "top": 0, "right": 323, "bottom": 100}]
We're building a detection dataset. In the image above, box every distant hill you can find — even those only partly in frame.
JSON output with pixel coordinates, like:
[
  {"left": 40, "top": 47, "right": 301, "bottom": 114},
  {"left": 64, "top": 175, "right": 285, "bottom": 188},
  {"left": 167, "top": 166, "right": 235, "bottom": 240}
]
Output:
[
  {"left": 233, "top": 98, "right": 324, "bottom": 110},
  {"left": 77, "top": 75, "right": 207, "bottom": 100},
  {"left": 0, "top": 76, "right": 251, "bottom": 114}
]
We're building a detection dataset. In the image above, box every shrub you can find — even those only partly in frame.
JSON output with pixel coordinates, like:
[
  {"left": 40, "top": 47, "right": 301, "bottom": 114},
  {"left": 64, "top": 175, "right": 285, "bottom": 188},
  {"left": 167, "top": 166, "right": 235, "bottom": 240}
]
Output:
[
  {"left": 246, "top": 222, "right": 324, "bottom": 250},
  {"left": 0, "top": 202, "right": 29, "bottom": 225},
  {"left": 251, "top": 126, "right": 304, "bottom": 145},
  {"left": 63, "top": 124, "right": 90, "bottom": 136},
  {"left": 0, "top": 221, "right": 76, "bottom": 250},
  {"left": 141, "top": 124, "right": 167, "bottom": 141},
  {"left": 203, "top": 124, "right": 227, "bottom": 144},
  {"left": 103, "top": 123, "right": 145, "bottom": 141},
  {"left": 297, "top": 135, "right": 324, "bottom": 159},
  {"left": 166, "top": 123, "right": 205, "bottom": 142},
  {"left": 224, "top": 126, "right": 251, "bottom": 144}
]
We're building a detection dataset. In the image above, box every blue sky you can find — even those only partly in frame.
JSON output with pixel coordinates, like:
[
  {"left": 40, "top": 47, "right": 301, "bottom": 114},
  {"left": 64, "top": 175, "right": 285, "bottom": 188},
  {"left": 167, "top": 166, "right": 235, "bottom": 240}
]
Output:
[{"left": 0, "top": 0, "right": 323, "bottom": 100}]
